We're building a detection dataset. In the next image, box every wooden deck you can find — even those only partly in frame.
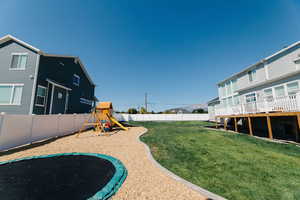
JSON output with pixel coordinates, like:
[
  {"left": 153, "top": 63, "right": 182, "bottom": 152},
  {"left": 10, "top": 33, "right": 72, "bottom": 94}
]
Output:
[{"left": 215, "top": 111, "right": 300, "bottom": 142}]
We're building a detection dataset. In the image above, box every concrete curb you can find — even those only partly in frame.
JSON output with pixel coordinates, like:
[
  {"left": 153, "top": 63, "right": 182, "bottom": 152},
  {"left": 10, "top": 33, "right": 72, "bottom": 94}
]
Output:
[{"left": 137, "top": 128, "right": 227, "bottom": 200}]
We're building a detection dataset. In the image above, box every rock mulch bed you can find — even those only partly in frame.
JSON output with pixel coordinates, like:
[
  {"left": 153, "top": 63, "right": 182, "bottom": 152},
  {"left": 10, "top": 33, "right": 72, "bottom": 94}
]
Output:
[{"left": 0, "top": 127, "right": 206, "bottom": 200}]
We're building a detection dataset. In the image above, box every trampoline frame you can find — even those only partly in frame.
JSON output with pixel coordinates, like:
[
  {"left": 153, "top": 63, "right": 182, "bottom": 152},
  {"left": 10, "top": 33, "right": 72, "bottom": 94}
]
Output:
[{"left": 0, "top": 152, "right": 127, "bottom": 200}]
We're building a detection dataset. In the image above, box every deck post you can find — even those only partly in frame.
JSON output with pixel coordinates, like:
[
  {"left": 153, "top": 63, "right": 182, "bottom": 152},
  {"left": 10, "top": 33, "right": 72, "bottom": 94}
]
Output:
[
  {"left": 234, "top": 117, "right": 238, "bottom": 132},
  {"left": 224, "top": 117, "right": 227, "bottom": 130},
  {"left": 296, "top": 115, "right": 300, "bottom": 142},
  {"left": 266, "top": 116, "right": 273, "bottom": 139},
  {"left": 247, "top": 117, "right": 253, "bottom": 136}
]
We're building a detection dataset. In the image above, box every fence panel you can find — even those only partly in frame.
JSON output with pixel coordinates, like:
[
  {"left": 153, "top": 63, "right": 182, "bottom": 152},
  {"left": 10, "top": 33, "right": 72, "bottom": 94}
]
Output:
[
  {"left": 0, "top": 115, "right": 33, "bottom": 151},
  {"left": 58, "top": 114, "right": 76, "bottom": 136},
  {"left": 31, "top": 115, "right": 60, "bottom": 142},
  {"left": 0, "top": 114, "right": 93, "bottom": 151},
  {"left": 74, "top": 114, "right": 84, "bottom": 130},
  {"left": 115, "top": 114, "right": 209, "bottom": 121}
]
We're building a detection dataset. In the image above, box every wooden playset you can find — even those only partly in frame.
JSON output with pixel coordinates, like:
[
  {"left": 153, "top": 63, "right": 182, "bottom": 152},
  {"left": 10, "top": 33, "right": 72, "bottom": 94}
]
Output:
[{"left": 77, "top": 102, "right": 128, "bottom": 137}]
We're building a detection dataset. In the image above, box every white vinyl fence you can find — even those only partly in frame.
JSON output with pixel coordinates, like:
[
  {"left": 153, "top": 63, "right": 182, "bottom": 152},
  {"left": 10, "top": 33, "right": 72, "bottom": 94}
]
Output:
[
  {"left": 114, "top": 114, "right": 209, "bottom": 122},
  {"left": 0, "top": 114, "right": 92, "bottom": 151},
  {"left": 0, "top": 113, "right": 209, "bottom": 151}
]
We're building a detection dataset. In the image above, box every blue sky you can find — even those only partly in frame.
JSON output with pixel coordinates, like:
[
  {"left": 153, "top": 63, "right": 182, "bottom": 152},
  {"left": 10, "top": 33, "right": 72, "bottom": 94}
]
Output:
[{"left": 1, "top": 0, "right": 300, "bottom": 111}]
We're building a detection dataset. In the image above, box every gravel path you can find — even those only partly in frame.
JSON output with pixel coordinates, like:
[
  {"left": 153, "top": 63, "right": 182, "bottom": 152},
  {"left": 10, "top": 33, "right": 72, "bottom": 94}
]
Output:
[{"left": 0, "top": 127, "right": 207, "bottom": 200}]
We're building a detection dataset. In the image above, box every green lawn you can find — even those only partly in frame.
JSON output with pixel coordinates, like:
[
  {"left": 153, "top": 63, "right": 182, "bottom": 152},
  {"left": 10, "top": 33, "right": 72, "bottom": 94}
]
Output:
[{"left": 131, "top": 121, "right": 300, "bottom": 200}]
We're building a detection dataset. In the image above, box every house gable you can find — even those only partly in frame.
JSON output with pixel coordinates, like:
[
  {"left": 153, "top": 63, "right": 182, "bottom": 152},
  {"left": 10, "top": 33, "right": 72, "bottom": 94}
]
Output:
[
  {"left": 33, "top": 55, "right": 95, "bottom": 114},
  {"left": 0, "top": 39, "right": 39, "bottom": 114}
]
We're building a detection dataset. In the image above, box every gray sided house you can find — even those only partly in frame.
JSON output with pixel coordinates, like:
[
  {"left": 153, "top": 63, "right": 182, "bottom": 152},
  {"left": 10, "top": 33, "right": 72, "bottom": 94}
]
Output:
[
  {"left": 208, "top": 40, "right": 300, "bottom": 119},
  {"left": 0, "top": 35, "right": 96, "bottom": 115}
]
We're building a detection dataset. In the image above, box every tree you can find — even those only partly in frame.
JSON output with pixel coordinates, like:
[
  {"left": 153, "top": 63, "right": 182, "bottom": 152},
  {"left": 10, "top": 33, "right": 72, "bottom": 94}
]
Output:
[
  {"left": 192, "top": 108, "right": 207, "bottom": 113},
  {"left": 140, "top": 107, "right": 147, "bottom": 114},
  {"left": 128, "top": 108, "right": 138, "bottom": 114}
]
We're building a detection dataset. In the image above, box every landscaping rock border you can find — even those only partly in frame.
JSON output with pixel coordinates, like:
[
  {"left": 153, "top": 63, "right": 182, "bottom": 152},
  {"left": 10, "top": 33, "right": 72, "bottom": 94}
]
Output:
[{"left": 138, "top": 128, "right": 227, "bottom": 200}]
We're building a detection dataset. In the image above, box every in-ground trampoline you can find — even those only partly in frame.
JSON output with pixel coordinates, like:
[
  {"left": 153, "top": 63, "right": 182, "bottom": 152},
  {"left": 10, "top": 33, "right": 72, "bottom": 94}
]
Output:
[{"left": 0, "top": 153, "right": 127, "bottom": 200}]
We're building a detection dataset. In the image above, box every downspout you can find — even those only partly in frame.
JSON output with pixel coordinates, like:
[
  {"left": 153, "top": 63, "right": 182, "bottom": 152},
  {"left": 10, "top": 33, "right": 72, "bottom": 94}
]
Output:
[{"left": 28, "top": 53, "right": 41, "bottom": 115}]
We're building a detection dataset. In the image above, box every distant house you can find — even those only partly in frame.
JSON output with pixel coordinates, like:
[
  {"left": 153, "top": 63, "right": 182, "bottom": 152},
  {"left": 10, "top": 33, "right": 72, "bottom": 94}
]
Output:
[
  {"left": 0, "top": 35, "right": 96, "bottom": 115},
  {"left": 165, "top": 108, "right": 190, "bottom": 114},
  {"left": 208, "top": 40, "right": 300, "bottom": 118},
  {"left": 207, "top": 40, "right": 300, "bottom": 142}
]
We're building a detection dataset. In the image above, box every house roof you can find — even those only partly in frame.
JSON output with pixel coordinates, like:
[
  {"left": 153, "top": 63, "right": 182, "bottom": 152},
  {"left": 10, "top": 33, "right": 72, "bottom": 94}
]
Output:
[
  {"left": 218, "top": 40, "right": 300, "bottom": 85},
  {"left": 93, "top": 96, "right": 99, "bottom": 102},
  {"left": 207, "top": 97, "right": 219, "bottom": 105},
  {"left": 96, "top": 102, "right": 113, "bottom": 109},
  {"left": 0, "top": 35, "right": 95, "bottom": 86},
  {"left": 0, "top": 34, "right": 42, "bottom": 53}
]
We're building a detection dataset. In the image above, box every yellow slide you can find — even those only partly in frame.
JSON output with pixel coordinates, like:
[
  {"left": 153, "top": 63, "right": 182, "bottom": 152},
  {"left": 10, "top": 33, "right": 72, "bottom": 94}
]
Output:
[{"left": 109, "top": 116, "right": 129, "bottom": 131}]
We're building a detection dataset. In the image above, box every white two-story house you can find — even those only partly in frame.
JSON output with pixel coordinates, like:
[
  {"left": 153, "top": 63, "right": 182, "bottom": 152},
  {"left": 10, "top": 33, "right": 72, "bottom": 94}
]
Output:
[{"left": 208, "top": 40, "right": 300, "bottom": 120}]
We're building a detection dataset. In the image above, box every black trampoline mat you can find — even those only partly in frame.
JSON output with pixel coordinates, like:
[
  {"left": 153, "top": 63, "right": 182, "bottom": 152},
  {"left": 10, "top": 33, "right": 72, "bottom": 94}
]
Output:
[{"left": 0, "top": 155, "right": 116, "bottom": 200}]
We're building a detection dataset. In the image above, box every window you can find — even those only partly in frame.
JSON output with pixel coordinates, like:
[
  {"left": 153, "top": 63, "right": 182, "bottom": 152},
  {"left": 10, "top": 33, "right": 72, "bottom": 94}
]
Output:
[
  {"left": 287, "top": 82, "right": 299, "bottom": 96},
  {"left": 226, "top": 81, "right": 232, "bottom": 96},
  {"left": 227, "top": 97, "right": 233, "bottom": 106},
  {"left": 245, "top": 93, "right": 256, "bottom": 103},
  {"left": 232, "top": 79, "right": 237, "bottom": 92},
  {"left": 73, "top": 74, "right": 80, "bottom": 86},
  {"left": 218, "top": 85, "right": 222, "bottom": 97},
  {"left": 233, "top": 95, "right": 240, "bottom": 105},
  {"left": 222, "top": 84, "right": 226, "bottom": 97},
  {"left": 80, "top": 98, "right": 93, "bottom": 105},
  {"left": 275, "top": 85, "right": 285, "bottom": 97},
  {"left": 35, "top": 85, "right": 47, "bottom": 106},
  {"left": 248, "top": 69, "right": 256, "bottom": 82},
  {"left": 0, "top": 84, "right": 23, "bottom": 105},
  {"left": 10, "top": 54, "right": 28, "bottom": 69},
  {"left": 218, "top": 84, "right": 226, "bottom": 97},
  {"left": 263, "top": 88, "right": 273, "bottom": 101},
  {"left": 219, "top": 84, "right": 226, "bottom": 97},
  {"left": 221, "top": 99, "right": 227, "bottom": 107}
]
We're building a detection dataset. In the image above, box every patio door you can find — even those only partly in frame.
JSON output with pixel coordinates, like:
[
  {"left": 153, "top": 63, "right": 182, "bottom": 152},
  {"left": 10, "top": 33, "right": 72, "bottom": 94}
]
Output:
[
  {"left": 51, "top": 86, "right": 68, "bottom": 114},
  {"left": 47, "top": 80, "right": 71, "bottom": 114}
]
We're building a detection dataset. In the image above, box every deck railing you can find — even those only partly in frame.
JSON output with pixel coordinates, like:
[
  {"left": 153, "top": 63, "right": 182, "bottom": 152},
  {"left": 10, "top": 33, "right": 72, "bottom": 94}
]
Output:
[{"left": 215, "top": 93, "right": 300, "bottom": 116}]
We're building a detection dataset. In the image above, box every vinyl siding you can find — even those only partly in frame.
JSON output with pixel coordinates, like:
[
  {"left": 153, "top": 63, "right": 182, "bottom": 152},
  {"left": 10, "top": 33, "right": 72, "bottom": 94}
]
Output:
[
  {"left": 267, "top": 44, "right": 300, "bottom": 80},
  {"left": 239, "top": 73, "right": 300, "bottom": 101},
  {"left": 33, "top": 56, "right": 95, "bottom": 114},
  {"left": 0, "top": 40, "right": 38, "bottom": 114},
  {"left": 236, "top": 63, "right": 266, "bottom": 91}
]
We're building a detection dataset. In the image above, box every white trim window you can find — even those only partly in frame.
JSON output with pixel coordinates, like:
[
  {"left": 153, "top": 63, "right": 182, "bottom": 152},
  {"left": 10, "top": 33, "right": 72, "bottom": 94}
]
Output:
[
  {"left": 10, "top": 53, "right": 28, "bottom": 70},
  {"left": 287, "top": 82, "right": 299, "bottom": 96},
  {"left": 226, "top": 81, "right": 232, "bottom": 96},
  {"left": 231, "top": 79, "right": 237, "bottom": 92},
  {"left": 73, "top": 74, "right": 80, "bottom": 86},
  {"left": 263, "top": 88, "right": 273, "bottom": 102},
  {"left": 221, "top": 98, "right": 227, "bottom": 107},
  {"left": 35, "top": 85, "right": 47, "bottom": 107},
  {"left": 0, "top": 84, "right": 23, "bottom": 105},
  {"left": 219, "top": 84, "right": 226, "bottom": 97},
  {"left": 80, "top": 98, "right": 93, "bottom": 105},
  {"left": 248, "top": 69, "right": 256, "bottom": 82},
  {"left": 227, "top": 96, "right": 233, "bottom": 106},
  {"left": 245, "top": 93, "right": 256, "bottom": 103},
  {"left": 274, "top": 85, "right": 285, "bottom": 97},
  {"left": 233, "top": 95, "right": 240, "bottom": 105}
]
